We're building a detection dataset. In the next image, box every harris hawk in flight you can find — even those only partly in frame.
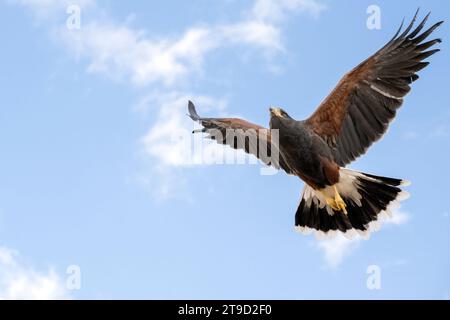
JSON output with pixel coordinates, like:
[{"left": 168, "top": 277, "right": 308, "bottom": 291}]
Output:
[{"left": 188, "top": 11, "right": 443, "bottom": 238}]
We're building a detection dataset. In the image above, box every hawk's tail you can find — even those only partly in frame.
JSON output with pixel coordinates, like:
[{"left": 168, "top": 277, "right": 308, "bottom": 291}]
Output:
[{"left": 295, "top": 168, "right": 410, "bottom": 239}]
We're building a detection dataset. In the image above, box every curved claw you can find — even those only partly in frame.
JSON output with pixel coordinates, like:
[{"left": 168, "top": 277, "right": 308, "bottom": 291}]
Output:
[{"left": 333, "top": 185, "right": 347, "bottom": 214}]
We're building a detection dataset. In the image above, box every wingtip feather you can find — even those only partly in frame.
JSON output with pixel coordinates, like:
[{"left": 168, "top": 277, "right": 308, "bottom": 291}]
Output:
[{"left": 188, "top": 100, "right": 201, "bottom": 121}]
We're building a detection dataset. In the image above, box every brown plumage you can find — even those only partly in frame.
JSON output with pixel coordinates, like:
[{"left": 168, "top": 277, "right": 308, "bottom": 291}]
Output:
[
  {"left": 188, "top": 11, "right": 443, "bottom": 237},
  {"left": 306, "top": 11, "right": 443, "bottom": 166}
]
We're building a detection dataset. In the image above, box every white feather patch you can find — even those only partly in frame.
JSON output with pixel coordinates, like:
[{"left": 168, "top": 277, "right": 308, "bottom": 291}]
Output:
[
  {"left": 295, "top": 168, "right": 411, "bottom": 239},
  {"left": 314, "top": 169, "right": 364, "bottom": 212},
  {"left": 369, "top": 84, "right": 403, "bottom": 100}
]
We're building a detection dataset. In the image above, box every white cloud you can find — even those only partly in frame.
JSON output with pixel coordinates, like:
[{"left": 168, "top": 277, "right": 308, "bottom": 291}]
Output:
[
  {"left": 251, "top": 0, "right": 327, "bottom": 22},
  {"left": 316, "top": 209, "right": 410, "bottom": 269},
  {"left": 9, "top": 0, "right": 327, "bottom": 196},
  {"left": 58, "top": 19, "right": 285, "bottom": 87},
  {"left": 384, "top": 209, "right": 410, "bottom": 225},
  {"left": 0, "top": 247, "right": 70, "bottom": 300},
  {"left": 140, "top": 92, "right": 226, "bottom": 166},
  {"left": 402, "top": 130, "right": 419, "bottom": 140},
  {"left": 60, "top": 23, "right": 218, "bottom": 86},
  {"left": 316, "top": 235, "right": 362, "bottom": 269},
  {"left": 140, "top": 92, "right": 252, "bottom": 169},
  {"left": 9, "top": 0, "right": 326, "bottom": 87},
  {"left": 137, "top": 92, "right": 259, "bottom": 199},
  {"left": 219, "top": 21, "right": 283, "bottom": 51},
  {"left": 134, "top": 167, "right": 190, "bottom": 202}
]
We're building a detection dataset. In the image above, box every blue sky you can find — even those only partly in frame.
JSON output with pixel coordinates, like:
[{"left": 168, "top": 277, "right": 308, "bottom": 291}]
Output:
[{"left": 0, "top": 0, "right": 449, "bottom": 299}]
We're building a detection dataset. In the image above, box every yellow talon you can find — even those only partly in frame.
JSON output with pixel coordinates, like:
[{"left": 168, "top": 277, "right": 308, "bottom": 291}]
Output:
[
  {"left": 326, "top": 197, "right": 339, "bottom": 211},
  {"left": 333, "top": 185, "right": 347, "bottom": 214},
  {"left": 320, "top": 186, "right": 347, "bottom": 214}
]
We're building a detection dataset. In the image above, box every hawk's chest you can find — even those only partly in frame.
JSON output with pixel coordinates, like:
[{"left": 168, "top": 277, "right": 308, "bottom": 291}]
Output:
[
  {"left": 271, "top": 118, "right": 323, "bottom": 174},
  {"left": 270, "top": 119, "right": 310, "bottom": 149}
]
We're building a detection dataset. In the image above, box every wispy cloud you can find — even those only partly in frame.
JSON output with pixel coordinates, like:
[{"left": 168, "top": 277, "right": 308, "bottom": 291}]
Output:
[
  {"left": 251, "top": 0, "right": 327, "bottom": 22},
  {"left": 140, "top": 92, "right": 230, "bottom": 167},
  {"left": 56, "top": 0, "right": 327, "bottom": 87},
  {"left": 401, "top": 114, "right": 450, "bottom": 141},
  {"left": 0, "top": 247, "right": 70, "bottom": 300},
  {"left": 8, "top": 0, "right": 327, "bottom": 197},
  {"left": 316, "top": 235, "right": 362, "bottom": 269},
  {"left": 136, "top": 92, "right": 254, "bottom": 199},
  {"left": 429, "top": 125, "right": 449, "bottom": 138},
  {"left": 315, "top": 209, "right": 411, "bottom": 269},
  {"left": 384, "top": 209, "right": 410, "bottom": 225},
  {"left": 10, "top": 0, "right": 326, "bottom": 87},
  {"left": 403, "top": 125, "right": 449, "bottom": 141},
  {"left": 58, "top": 21, "right": 283, "bottom": 87}
]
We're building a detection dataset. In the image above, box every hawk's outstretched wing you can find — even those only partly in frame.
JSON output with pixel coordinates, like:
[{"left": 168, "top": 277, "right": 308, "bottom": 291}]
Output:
[
  {"left": 305, "top": 11, "right": 443, "bottom": 166},
  {"left": 188, "top": 101, "right": 292, "bottom": 174}
]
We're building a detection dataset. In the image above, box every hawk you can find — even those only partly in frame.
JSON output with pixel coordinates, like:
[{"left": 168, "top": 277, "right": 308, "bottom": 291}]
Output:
[{"left": 188, "top": 11, "right": 443, "bottom": 237}]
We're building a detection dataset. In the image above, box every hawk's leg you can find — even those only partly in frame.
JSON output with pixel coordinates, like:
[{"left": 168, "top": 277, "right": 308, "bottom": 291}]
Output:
[
  {"left": 325, "top": 197, "right": 339, "bottom": 211},
  {"left": 333, "top": 185, "right": 347, "bottom": 214},
  {"left": 322, "top": 186, "right": 348, "bottom": 214}
]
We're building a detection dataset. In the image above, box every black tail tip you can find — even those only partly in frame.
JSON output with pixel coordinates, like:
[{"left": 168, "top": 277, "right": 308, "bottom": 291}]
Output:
[{"left": 295, "top": 172, "right": 410, "bottom": 239}]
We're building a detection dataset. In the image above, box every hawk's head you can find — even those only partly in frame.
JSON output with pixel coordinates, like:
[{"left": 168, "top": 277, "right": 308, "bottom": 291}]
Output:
[{"left": 269, "top": 107, "right": 292, "bottom": 119}]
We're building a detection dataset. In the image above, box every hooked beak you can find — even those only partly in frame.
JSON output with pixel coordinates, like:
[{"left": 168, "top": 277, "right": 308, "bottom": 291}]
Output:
[{"left": 269, "top": 107, "right": 282, "bottom": 117}]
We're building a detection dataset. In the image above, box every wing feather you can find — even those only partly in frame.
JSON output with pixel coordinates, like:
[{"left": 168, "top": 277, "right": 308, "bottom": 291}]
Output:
[
  {"left": 188, "top": 101, "right": 292, "bottom": 174},
  {"left": 305, "top": 11, "right": 443, "bottom": 166}
]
